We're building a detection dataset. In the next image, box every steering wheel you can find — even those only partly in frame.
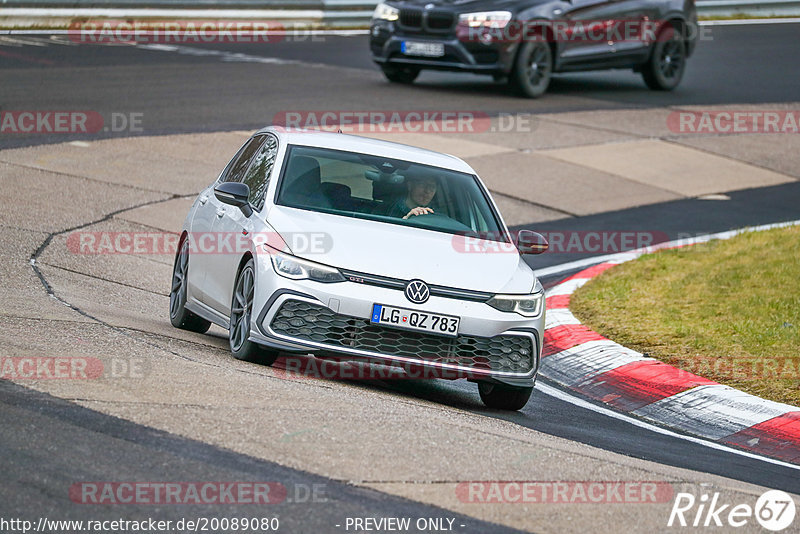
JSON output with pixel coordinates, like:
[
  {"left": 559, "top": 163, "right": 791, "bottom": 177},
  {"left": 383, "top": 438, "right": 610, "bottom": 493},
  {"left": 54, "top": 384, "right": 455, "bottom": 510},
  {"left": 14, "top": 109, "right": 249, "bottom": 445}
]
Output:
[{"left": 404, "top": 212, "right": 472, "bottom": 232}]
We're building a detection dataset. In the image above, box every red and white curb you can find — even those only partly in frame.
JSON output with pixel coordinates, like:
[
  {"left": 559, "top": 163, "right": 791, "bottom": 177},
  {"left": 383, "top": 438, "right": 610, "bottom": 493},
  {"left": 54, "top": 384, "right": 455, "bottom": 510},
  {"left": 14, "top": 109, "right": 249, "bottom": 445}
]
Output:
[{"left": 539, "top": 220, "right": 800, "bottom": 465}]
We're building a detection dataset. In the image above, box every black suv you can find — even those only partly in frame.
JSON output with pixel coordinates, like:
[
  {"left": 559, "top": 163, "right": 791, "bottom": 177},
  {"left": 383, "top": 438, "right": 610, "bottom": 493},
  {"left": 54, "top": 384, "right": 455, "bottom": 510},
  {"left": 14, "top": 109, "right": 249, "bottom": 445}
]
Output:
[{"left": 370, "top": 0, "right": 698, "bottom": 97}]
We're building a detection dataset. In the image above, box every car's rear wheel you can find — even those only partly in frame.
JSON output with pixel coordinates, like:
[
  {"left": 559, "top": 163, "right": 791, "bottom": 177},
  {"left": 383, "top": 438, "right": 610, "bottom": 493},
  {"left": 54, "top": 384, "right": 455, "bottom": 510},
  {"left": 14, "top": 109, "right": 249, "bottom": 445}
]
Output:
[
  {"left": 510, "top": 41, "right": 552, "bottom": 98},
  {"left": 169, "top": 239, "right": 211, "bottom": 333},
  {"left": 229, "top": 259, "right": 278, "bottom": 365},
  {"left": 642, "top": 26, "right": 686, "bottom": 91},
  {"left": 381, "top": 65, "right": 420, "bottom": 84},
  {"left": 478, "top": 382, "right": 533, "bottom": 410}
]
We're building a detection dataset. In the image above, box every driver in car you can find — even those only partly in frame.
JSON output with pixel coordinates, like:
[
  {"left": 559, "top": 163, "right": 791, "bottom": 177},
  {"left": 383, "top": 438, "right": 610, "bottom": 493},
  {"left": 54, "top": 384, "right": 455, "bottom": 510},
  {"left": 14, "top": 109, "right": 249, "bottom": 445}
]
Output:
[{"left": 386, "top": 175, "right": 438, "bottom": 219}]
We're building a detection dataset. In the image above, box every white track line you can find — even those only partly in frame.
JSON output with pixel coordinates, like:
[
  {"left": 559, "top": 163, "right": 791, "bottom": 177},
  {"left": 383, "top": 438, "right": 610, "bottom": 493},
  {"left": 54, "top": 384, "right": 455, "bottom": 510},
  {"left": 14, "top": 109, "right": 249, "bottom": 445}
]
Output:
[
  {"left": 699, "top": 18, "right": 800, "bottom": 25},
  {"left": 137, "top": 43, "right": 298, "bottom": 65},
  {"left": 1, "top": 29, "right": 370, "bottom": 36},
  {"left": 0, "top": 8, "right": 326, "bottom": 18},
  {"left": 537, "top": 382, "right": 800, "bottom": 472}
]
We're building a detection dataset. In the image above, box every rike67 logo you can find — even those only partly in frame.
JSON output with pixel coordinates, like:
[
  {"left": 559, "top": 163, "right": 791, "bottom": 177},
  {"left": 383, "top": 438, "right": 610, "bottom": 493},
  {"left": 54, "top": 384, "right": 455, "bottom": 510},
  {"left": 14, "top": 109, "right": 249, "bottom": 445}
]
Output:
[{"left": 668, "top": 489, "right": 796, "bottom": 531}]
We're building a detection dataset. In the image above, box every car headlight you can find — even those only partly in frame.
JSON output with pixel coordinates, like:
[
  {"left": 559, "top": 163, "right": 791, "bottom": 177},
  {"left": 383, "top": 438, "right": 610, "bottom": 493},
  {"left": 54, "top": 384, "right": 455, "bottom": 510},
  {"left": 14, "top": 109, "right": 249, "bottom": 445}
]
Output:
[
  {"left": 487, "top": 291, "right": 544, "bottom": 317},
  {"left": 270, "top": 250, "right": 345, "bottom": 283},
  {"left": 373, "top": 3, "right": 399, "bottom": 21},
  {"left": 458, "top": 11, "right": 512, "bottom": 29}
]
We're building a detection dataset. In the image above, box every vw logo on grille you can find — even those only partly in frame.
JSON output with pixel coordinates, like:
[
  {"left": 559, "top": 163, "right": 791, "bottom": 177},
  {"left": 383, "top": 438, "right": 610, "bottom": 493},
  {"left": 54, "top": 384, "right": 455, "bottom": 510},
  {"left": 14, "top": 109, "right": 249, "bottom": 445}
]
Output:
[
  {"left": 405, "top": 279, "right": 430, "bottom": 304},
  {"left": 425, "top": 3, "right": 435, "bottom": 8}
]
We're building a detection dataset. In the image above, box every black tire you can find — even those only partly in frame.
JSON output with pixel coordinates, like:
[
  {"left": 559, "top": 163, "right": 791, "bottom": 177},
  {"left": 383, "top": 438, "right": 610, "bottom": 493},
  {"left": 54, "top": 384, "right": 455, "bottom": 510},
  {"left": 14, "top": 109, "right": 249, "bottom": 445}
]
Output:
[
  {"left": 169, "top": 239, "right": 211, "bottom": 333},
  {"left": 642, "top": 26, "right": 686, "bottom": 91},
  {"left": 381, "top": 65, "right": 420, "bottom": 84},
  {"left": 229, "top": 259, "right": 278, "bottom": 365},
  {"left": 510, "top": 40, "right": 553, "bottom": 98},
  {"left": 478, "top": 382, "right": 533, "bottom": 411}
]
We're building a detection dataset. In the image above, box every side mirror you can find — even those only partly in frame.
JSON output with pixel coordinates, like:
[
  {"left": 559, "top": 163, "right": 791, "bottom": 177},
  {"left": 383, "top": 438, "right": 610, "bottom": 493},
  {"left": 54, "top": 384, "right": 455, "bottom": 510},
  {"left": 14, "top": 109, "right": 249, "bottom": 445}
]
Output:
[
  {"left": 214, "top": 182, "right": 253, "bottom": 217},
  {"left": 516, "top": 230, "right": 548, "bottom": 255}
]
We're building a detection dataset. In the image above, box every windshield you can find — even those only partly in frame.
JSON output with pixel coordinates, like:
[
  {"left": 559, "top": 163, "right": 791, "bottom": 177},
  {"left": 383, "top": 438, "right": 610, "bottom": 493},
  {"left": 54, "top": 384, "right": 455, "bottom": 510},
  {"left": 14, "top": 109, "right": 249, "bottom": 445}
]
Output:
[{"left": 274, "top": 144, "right": 508, "bottom": 241}]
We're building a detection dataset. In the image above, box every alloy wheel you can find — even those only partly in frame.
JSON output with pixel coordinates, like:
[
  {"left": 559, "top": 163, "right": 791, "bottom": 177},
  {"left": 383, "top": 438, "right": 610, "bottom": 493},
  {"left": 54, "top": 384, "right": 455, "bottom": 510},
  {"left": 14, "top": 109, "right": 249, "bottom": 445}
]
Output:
[
  {"left": 169, "top": 241, "right": 189, "bottom": 320},
  {"left": 230, "top": 265, "right": 255, "bottom": 352}
]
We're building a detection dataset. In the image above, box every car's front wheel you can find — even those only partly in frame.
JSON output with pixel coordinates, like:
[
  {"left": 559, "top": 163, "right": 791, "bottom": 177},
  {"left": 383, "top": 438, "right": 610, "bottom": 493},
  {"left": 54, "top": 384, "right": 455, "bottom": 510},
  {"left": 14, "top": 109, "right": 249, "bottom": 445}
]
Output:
[
  {"left": 381, "top": 65, "right": 420, "bottom": 84},
  {"left": 169, "top": 239, "right": 211, "bottom": 333},
  {"left": 641, "top": 26, "right": 686, "bottom": 91},
  {"left": 510, "top": 41, "right": 553, "bottom": 98},
  {"left": 478, "top": 382, "right": 533, "bottom": 411},
  {"left": 229, "top": 259, "right": 278, "bottom": 365}
]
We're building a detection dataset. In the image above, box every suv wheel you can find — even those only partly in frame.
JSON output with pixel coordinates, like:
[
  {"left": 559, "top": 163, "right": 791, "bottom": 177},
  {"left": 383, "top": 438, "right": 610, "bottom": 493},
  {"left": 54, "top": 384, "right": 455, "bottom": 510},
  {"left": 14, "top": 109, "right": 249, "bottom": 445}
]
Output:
[
  {"left": 478, "top": 382, "right": 533, "bottom": 411},
  {"left": 642, "top": 26, "right": 686, "bottom": 91},
  {"left": 510, "top": 41, "right": 552, "bottom": 98},
  {"left": 169, "top": 239, "right": 211, "bottom": 333},
  {"left": 381, "top": 65, "right": 420, "bottom": 84},
  {"left": 229, "top": 259, "right": 278, "bottom": 365}
]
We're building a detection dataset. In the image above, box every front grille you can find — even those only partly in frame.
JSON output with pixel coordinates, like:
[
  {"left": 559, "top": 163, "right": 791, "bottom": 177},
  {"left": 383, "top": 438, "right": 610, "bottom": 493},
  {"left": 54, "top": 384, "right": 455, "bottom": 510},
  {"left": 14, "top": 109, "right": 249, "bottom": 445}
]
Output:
[
  {"left": 399, "top": 8, "right": 423, "bottom": 28},
  {"left": 427, "top": 10, "right": 454, "bottom": 30},
  {"left": 270, "top": 300, "right": 535, "bottom": 374},
  {"left": 338, "top": 269, "right": 492, "bottom": 302},
  {"left": 398, "top": 8, "right": 454, "bottom": 32}
]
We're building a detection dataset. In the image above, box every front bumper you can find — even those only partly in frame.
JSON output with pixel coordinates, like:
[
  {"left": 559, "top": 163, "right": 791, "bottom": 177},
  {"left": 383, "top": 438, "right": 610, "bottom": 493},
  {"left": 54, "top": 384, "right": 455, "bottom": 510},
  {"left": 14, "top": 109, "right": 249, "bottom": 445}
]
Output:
[
  {"left": 249, "top": 262, "right": 543, "bottom": 387},
  {"left": 370, "top": 21, "right": 518, "bottom": 75}
]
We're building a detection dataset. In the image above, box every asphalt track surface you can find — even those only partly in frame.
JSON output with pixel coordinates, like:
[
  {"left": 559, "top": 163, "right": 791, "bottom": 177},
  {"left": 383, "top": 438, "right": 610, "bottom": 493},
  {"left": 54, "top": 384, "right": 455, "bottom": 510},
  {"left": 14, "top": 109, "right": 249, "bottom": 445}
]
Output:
[
  {"left": 1, "top": 23, "right": 800, "bottom": 148},
  {"left": 2, "top": 22, "right": 800, "bottom": 529},
  {"left": 0, "top": 380, "right": 524, "bottom": 533}
]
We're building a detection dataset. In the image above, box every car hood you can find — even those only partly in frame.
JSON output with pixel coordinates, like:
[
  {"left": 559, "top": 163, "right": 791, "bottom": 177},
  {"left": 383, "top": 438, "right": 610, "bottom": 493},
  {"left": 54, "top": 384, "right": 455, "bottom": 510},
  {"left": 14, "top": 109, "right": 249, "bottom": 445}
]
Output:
[{"left": 267, "top": 206, "right": 535, "bottom": 294}]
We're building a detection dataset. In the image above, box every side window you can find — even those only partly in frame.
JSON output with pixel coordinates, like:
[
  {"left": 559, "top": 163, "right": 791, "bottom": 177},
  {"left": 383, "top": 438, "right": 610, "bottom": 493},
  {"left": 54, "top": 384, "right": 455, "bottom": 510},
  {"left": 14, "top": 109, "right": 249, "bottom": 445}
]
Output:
[
  {"left": 241, "top": 135, "right": 279, "bottom": 211},
  {"left": 219, "top": 135, "right": 266, "bottom": 183}
]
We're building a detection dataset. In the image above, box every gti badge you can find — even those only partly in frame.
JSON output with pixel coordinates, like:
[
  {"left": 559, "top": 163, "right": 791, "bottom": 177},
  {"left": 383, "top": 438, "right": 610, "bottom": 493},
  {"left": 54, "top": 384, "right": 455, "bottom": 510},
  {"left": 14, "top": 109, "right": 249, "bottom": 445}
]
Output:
[{"left": 405, "top": 279, "right": 430, "bottom": 304}]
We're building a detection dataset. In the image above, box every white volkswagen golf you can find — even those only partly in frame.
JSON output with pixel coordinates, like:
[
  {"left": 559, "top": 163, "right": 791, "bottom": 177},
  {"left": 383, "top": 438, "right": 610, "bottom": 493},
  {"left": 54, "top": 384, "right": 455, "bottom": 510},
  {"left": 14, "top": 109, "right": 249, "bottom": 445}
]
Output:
[{"left": 170, "top": 127, "right": 548, "bottom": 410}]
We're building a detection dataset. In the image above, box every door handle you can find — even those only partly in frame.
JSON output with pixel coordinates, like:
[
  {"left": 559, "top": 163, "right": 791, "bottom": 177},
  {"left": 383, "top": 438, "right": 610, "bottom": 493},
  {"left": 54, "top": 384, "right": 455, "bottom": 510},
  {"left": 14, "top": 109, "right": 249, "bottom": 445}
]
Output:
[
  {"left": 215, "top": 208, "right": 226, "bottom": 218},
  {"left": 198, "top": 195, "right": 208, "bottom": 205}
]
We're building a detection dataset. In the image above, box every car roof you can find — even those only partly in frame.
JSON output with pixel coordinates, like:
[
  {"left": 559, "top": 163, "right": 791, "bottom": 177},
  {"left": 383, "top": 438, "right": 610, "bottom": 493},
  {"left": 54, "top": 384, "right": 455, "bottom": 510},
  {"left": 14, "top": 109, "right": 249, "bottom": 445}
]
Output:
[{"left": 255, "top": 126, "right": 476, "bottom": 175}]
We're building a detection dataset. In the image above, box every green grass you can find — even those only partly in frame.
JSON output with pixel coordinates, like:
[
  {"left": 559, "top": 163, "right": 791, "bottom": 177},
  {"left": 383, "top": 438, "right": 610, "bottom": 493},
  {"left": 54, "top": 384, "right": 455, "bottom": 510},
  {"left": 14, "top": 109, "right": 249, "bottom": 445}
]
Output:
[{"left": 570, "top": 225, "right": 800, "bottom": 406}]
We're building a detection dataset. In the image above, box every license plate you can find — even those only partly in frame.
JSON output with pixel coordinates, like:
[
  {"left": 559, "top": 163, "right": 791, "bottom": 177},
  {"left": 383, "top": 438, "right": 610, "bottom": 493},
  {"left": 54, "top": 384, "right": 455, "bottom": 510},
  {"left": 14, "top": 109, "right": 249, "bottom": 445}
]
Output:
[
  {"left": 371, "top": 304, "right": 459, "bottom": 337},
  {"left": 401, "top": 41, "right": 445, "bottom": 57}
]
